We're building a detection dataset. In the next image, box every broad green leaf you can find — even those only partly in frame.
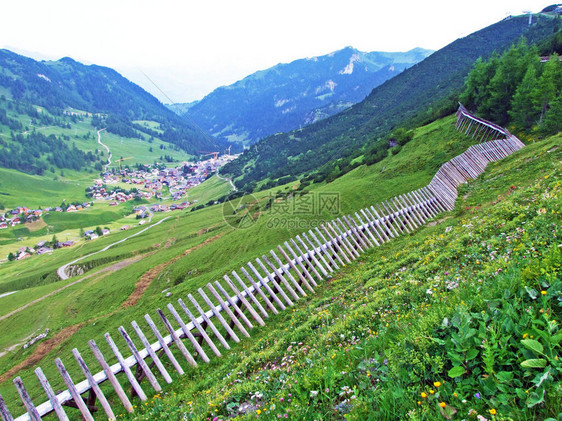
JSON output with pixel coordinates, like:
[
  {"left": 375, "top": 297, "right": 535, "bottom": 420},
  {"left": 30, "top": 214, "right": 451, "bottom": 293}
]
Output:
[
  {"left": 521, "top": 339, "right": 544, "bottom": 355},
  {"left": 448, "top": 366, "right": 466, "bottom": 378},
  {"left": 466, "top": 348, "right": 479, "bottom": 361},
  {"left": 521, "top": 358, "right": 547, "bottom": 368},
  {"left": 496, "top": 371, "right": 514, "bottom": 382},
  {"left": 525, "top": 286, "right": 538, "bottom": 300},
  {"left": 526, "top": 390, "right": 545, "bottom": 408},
  {"left": 551, "top": 332, "right": 562, "bottom": 345}
]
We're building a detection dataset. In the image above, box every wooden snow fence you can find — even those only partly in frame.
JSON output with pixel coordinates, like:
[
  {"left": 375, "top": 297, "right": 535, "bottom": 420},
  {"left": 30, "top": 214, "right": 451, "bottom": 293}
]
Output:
[{"left": 0, "top": 105, "right": 525, "bottom": 420}]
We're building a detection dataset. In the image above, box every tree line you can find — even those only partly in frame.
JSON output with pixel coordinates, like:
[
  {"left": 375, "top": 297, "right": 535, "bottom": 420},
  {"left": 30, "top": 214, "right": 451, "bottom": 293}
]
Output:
[{"left": 460, "top": 38, "right": 561, "bottom": 136}]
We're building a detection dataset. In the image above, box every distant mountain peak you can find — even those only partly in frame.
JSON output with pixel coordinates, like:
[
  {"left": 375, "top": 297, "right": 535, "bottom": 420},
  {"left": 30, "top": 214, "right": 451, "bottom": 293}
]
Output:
[{"left": 181, "top": 46, "right": 433, "bottom": 146}]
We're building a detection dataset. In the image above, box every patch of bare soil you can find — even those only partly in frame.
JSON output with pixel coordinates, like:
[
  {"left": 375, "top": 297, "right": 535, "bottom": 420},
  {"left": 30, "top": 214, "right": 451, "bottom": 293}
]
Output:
[
  {"left": 120, "top": 232, "right": 225, "bottom": 309},
  {"left": 0, "top": 323, "right": 85, "bottom": 384}
]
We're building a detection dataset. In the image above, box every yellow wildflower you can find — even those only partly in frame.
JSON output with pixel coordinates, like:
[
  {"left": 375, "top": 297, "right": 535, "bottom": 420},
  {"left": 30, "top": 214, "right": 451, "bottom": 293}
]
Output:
[
  {"left": 489, "top": 408, "right": 497, "bottom": 415},
  {"left": 434, "top": 381, "right": 442, "bottom": 388},
  {"left": 439, "top": 402, "right": 446, "bottom": 408}
]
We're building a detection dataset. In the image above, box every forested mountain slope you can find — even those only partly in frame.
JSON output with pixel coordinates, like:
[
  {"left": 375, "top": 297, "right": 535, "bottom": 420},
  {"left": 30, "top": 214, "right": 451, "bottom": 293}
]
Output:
[{"left": 0, "top": 50, "right": 221, "bottom": 154}]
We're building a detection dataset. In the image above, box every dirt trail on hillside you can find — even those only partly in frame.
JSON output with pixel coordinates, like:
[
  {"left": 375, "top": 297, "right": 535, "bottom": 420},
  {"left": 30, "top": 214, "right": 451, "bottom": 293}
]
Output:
[{"left": 120, "top": 231, "right": 225, "bottom": 309}]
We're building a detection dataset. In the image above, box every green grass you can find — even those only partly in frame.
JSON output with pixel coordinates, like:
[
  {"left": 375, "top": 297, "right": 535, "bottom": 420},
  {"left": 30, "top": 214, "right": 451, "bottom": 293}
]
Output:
[
  {"left": 0, "top": 116, "right": 558, "bottom": 420},
  {"left": 187, "top": 174, "right": 234, "bottom": 204},
  {"left": 98, "top": 130, "right": 193, "bottom": 168},
  {"left": 0, "top": 168, "right": 92, "bottom": 209}
]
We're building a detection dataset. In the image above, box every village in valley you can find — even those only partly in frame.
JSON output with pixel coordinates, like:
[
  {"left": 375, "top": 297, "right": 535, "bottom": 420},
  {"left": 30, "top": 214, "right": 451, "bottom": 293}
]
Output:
[{"left": 1, "top": 153, "right": 238, "bottom": 262}]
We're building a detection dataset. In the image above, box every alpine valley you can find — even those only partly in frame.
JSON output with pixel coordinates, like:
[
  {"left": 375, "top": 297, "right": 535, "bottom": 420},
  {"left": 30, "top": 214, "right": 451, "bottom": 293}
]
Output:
[{"left": 0, "top": 5, "right": 561, "bottom": 421}]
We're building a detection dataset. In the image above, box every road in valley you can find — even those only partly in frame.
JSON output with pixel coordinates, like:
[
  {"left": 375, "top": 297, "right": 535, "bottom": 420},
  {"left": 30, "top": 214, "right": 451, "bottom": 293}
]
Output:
[{"left": 56, "top": 215, "right": 170, "bottom": 280}]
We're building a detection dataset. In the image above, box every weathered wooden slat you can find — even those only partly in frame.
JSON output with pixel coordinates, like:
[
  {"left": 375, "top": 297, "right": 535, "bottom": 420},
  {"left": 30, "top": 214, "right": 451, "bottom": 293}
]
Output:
[
  {"left": 13, "top": 377, "right": 41, "bottom": 421},
  {"left": 316, "top": 226, "right": 347, "bottom": 266},
  {"left": 247, "top": 261, "right": 287, "bottom": 310},
  {"left": 206, "top": 283, "right": 251, "bottom": 337},
  {"left": 88, "top": 339, "right": 134, "bottom": 412},
  {"left": 329, "top": 220, "right": 360, "bottom": 258},
  {"left": 104, "top": 333, "right": 148, "bottom": 401},
  {"left": 335, "top": 216, "right": 361, "bottom": 249},
  {"left": 388, "top": 199, "right": 414, "bottom": 232},
  {"left": 118, "top": 326, "right": 162, "bottom": 392},
  {"left": 370, "top": 205, "right": 397, "bottom": 238},
  {"left": 253, "top": 259, "right": 293, "bottom": 308},
  {"left": 270, "top": 249, "right": 310, "bottom": 295},
  {"left": 261, "top": 255, "right": 300, "bottom": 300},
  {"left": 301, "top": 232, "right": 335, "bottom": 272},
  {"left": 275, "top": 246, "right": 315, "bottom": 292},
  {"left": 363, "top": 207, "right": 390, "bottom": 242},
  {"left": 35, "top": 367, "right": 69, "bottom": 421},
  {"left": 296, "top": 235, "right": 329, "bottom": 277},
  {"left": 54, "top": 359, "right": 94, "bottom": 421},
  {"left": 344, "top": 214, "right": 373, "bottom": 248},
  {"left": 71, "top": 349, "right": 115, "bottom": 419},
  {"left": 0, "top": 392, "right": 15, "bottom": 421},
  {"left": 282, "top": 242, "right": 318, "bottom": 286},
  {"left": 223, "top": 275, "right": 266, "bottom": 326},
  {"left": 399, "top": 195, "right": 423, "bottom": 227},
  {"left": 131, "top": 321, "right": 173, "bottom": 384},
  {"left": 188, "top": 293, "right": 232, "bottom": 349},
  {"left": 321, "top": 224, "right": 352, "bottom": 264},
  {"left": 0, "top": 399, "right": 15, "bottom": 421},
  {"left": 177, "top": 299, "right": 222, "bottom": 357},
  {"left": 156, "top": 310, "right": 198, "bottom": 368},
  {"left": 308, "top": 229, "right": 340, "bottom": 270},
  {"left": 197, "top": 287, "right": 242, "bottom": 341},
  {"left": 231, "top": 270, "right": 270, "bottom": 318},
  {"left": 166, "top": 304, "right": 210, "bottom": 363},
  {"left": 214, "top": 280, "right": 256, "bottom": 328},
  {"left": 376, "top": 202, "right": 402, "bottom": 234},
  {"left": 239, "top": 267, "right": 279, "bottom": 315},
  {"left": 289, "top": 238, "right": 324, "bottom": 281},
  {"left": 144, "top": 314, "right": 185, "bottom": 375},
  {"left": 354, "top": 212, "right": 380, "bottom": 246}
]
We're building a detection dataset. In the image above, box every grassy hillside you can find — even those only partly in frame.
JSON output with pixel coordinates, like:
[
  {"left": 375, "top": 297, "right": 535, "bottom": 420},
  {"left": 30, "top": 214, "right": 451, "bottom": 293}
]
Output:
[
  {"left": 120, "top": 132, "right": 561, "bottom": 421},
  {"left": 1, "top": 115, "right": 557, "bottom": 419}
]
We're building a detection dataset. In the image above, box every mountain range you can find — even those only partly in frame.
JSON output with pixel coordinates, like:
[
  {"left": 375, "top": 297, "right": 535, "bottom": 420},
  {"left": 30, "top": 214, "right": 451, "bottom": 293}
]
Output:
[{"left": 174, "top": 47, "right": 433, "bottom": 146}]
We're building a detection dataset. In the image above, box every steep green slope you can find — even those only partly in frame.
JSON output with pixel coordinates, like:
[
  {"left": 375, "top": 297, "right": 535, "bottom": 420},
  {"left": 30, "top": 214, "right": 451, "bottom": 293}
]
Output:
[
  {"left": 222, "top": 14, "right": 560, "bottom": 189},
  {"left": 121, "top": 134, "right": 560, "bottom": 420},
  {"left": 0, "top": 114, "right": 528, "bottom": 415}
]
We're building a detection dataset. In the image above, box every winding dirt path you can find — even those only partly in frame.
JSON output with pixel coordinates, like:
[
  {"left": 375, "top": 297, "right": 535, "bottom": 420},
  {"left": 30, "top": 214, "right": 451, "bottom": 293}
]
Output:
[{"left": 97, "top": 128, "right": 110, "bottom": 171}]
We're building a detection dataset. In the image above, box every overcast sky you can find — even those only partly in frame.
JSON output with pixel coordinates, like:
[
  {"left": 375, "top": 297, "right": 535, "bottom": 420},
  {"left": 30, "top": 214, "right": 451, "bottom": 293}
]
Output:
[{"left": 0, "top": 0, "right": 552, "bottom": 103}]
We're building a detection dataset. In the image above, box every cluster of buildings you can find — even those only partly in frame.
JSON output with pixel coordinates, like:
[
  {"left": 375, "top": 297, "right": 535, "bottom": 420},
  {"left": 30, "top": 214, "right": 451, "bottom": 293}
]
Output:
[
  {"left": 89, "top": 155, "right": 237, "bottom": 205},
  {"left": 11, "top": 239, "right": 75, "bottom": 261}
]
